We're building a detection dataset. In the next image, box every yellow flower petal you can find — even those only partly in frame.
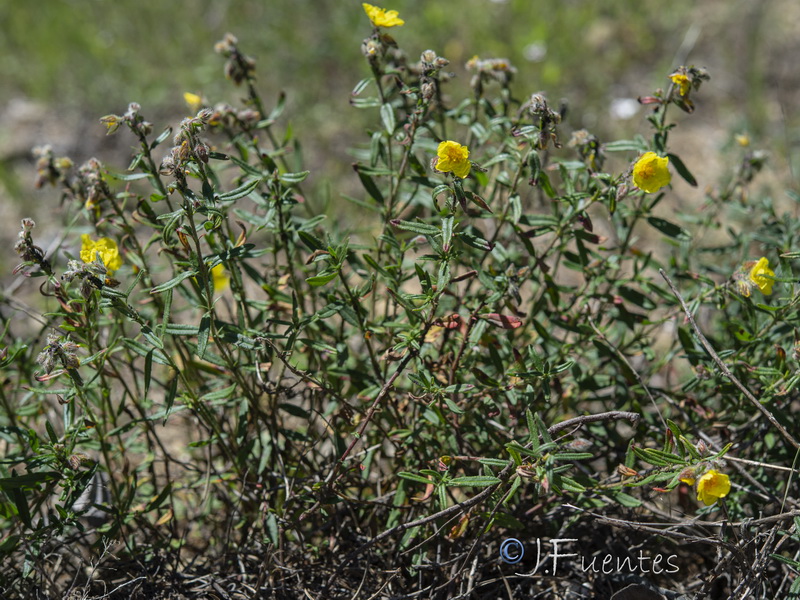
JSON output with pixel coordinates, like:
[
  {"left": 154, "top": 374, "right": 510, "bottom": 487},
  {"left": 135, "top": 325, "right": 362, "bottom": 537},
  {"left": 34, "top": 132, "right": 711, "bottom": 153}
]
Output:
[
  {"left": 80, "top": 235, "right": 122, "bottom": 274},
  {"left": 632, "top": 152, "right": 671, "bottom": 193},
  {"left": 696, "top": 469, "right": 730, "bottom": 506},
  {"left": 362, "top": 3, "right": 404, "bottom": 27},
  {"left": 436, "top": 141, "right": 471, "bottom": 179},
  {"left": 670, "top": 73, "right": 691, "bottom": 97},
  {"left": 184, "top": 92, "right": 203, "bottom": 113},
  {"left": 748, "top": 257, "right": 774, "bottom": 295},
  {"left": 211, "top": 264, "right": 230, "bottom": 292}
]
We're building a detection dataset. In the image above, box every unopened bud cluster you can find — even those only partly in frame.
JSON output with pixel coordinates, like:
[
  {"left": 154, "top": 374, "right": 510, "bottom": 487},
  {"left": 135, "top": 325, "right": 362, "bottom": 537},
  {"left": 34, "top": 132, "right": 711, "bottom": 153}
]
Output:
[
  {"left": 160, "top": 110, "right": 213, "bottom": 178},
  {"left": 33, "top": 145, "right": 72, "bottom": 190},
  {"left": 100, "top": 102, "right": 152, "bottom": 137},
  {"left": 36, "top": 331, "right": 80, "bottom": 375},
  {"left": 215, "top": 33, "right": 256, "bottom": 86},
  {"left": 526, "top": 93, "right": 562, "bottom": 149},
  {"left": 13, "top": 218, "right": 51, "bottom": 276},
  {"left": 466, "top": 55, "right": 516, "bottom": 98},
  {"left": 61, "top": 258, "right": 113, "bottom": 299}
]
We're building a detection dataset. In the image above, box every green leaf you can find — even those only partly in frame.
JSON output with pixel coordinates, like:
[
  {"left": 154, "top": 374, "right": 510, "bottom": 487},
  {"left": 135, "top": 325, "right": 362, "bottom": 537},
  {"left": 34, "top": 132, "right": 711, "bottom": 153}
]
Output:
[
  {"left": 441, "top": 216, "right": 454, "bottom": 251},
  {"left": 218, "top": 178, "right": 261, "bottom": 201},
  {"left": 0, "top": 471, "right": 61, "bottom": 490},
  {"left": 11, "top": 488, "right": 31, "bottom": 528},
  {"left": 393, "top": 220, "right": 440, "bottom": 236},
  {"left": 163, "top": 323, "right": 200, "bottom": 336},
  {"left": 647, "top": 217, "right": 691, "bottom": 241},
  {"left": 196, "top": 314, "right": 211, "bottom": 359},
  {"left": 603, "top": 139, "right": 649, "bottom": 152},
  {"left": 305, "top": 271, "right": 339, "bottom": 287},
  {"left": 611, "top": 491, "right": 642, "bottom": 507},
  {"left": 265, "top": 513, "right": 279, "bottom": 546},
  {"left": 164, "top": 375, "right": 179, "bottom": 424},
  {"left": 228, "top": 155, "right": 265, "bottom": 178},
  {"left": 104, "top": 171, "right": 150, "bottom": 182},
  {"left": 354, "top": 164, "right": 384, "bottom": 204},
  {"left": 279, "top": 170, "right": 310, "bottom": 185},
  {"left": 141, "top": 325, "right": 164, "bottom": 350},
  {"left": 398, "top": 472, "right": 433, "bottom": 485},
  {"left": 352, "top": 78, "right": 372, "bottom": 96},
  {"left": 45, "top": 421, "right": 58, "bottom": 443},
  {"left": 551, "top": 452, "right": 594, "bottom": 461},
  {"left": 478, "top": 458, "right": 509, "bottom": 467},
  {"left": 144, "top": 350, "right": 153, "bottom": 401},
  {"left": 145, "top": 482, "right": 172, "bottom": 512},
  {"left": 537, "top": 171, "right": 557, "bottom": 198},
  {"left": 151, "top": 126, "right": 173, "bottom": 148},
  {"left": 447, "top": 476, "right": 501, "bottom": 487},
  {"left": 150, "top": 270, "right": 198, "bottom": 294},
  {"left": 443, "top": 397, "right": 464, "bottom": 414},
  {"left": 380, "top": 103, "right": 396, "bottom": 135},
  {"left": 667, "top": 153, "right": 698, "bottom": 186}
]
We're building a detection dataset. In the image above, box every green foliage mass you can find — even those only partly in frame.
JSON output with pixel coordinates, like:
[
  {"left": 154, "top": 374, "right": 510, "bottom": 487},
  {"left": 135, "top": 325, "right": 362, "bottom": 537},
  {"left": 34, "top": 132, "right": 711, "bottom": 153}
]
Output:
[{"left": 1, "top": 6, "right": 800, "bottom": 599}]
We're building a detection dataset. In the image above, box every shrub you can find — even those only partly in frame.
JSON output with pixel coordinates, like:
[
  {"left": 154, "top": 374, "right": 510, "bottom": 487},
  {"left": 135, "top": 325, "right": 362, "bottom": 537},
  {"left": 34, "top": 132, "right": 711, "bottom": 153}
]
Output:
[{"left": 2, "top": 8, "right": 799, "bottom": 599}]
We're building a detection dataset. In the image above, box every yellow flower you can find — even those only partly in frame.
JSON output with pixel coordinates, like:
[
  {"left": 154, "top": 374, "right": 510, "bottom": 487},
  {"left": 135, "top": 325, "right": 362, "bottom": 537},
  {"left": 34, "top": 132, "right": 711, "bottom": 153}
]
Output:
[
  {"left": 436, "top": 141, "right": 471, "bottom": 179},
  {"left": 749, "top": 257, "right": 774, "bottom": 295},
  {"left": 80, "top": 234, "right": 122, "bottom": 274},
  {"left": 735, "top": 133, "right": 750, "bottom": 147},
  {"left": 183, "top": 92, "right": 203, "bottom": 113},
  {"left": 670, "top": 73, "right": 691, "bottom": 97},
  {"left": 695, "top": 469, "right": 730, "bottom": 506},
  {"left": 632, "top": 152, "right": 671, "bottom": 193},
  {"left": 211, "top": 264, "right": 230, "bottom": 292},
  {"left": 362, "top": 3, "right": 404, "bottom": 27}
]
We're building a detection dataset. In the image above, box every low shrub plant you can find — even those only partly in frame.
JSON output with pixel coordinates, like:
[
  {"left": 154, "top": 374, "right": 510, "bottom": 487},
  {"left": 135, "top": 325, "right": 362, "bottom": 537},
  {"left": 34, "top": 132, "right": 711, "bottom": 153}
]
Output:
[{"left": 2, "top": 5, "right": 800, "bottom": 598}]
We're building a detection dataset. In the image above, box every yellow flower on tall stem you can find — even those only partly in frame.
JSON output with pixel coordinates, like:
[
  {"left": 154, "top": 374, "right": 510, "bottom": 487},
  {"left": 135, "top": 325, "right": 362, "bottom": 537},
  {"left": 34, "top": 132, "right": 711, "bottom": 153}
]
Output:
[
  {"left": 80, "top": 235, "right": 122, "bottom": 274},
  {"left": 436, "top": 141, "right": 471, "bottom": 179},
  {"left": 670, "top": 73, "right": 691, "bottom": 97},
  {"left": 748, "top": 257, "right": 774, "bottom": 295},
  {"left": 183, "top": 92, "right": 203, "bottom": 113},
  {"left": 695, "top": 469, "right": 730, "bottom": 506},
  {"left": 632, "top": 152, "right": 671, "bottom": 193},
  {"left": 362, "top": 3, "right": 404, "bottom": 27},
  {"left": 211, "top": 264, "right": 230, "bottom": 292}
]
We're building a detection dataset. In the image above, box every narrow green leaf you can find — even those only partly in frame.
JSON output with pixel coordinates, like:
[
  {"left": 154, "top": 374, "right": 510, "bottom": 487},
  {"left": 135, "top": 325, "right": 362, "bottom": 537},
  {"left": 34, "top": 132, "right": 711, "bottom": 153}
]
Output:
[
  {"left": 153, "top": 126, "right": 173, "bottom": 146},
  {"left": 447, "top": 475, "right": 501, "bottom": 487},
  {"left": 443, "top": 397, "right": 464, "bottom": 414},
  {"left": 354, "top": 164, "right": 384, "bottom": 204},
  {"left": 45, "top": 421, "right": 58, "bottom": 444},
  {"left": 196, "top": 314, "right": 211, "bottom": 360},
  {"left": 163, "top": 375, "right": 179, "bottom": 425},
  {"left": 667, "top": 153, "right": 698, "bottom": 187},
  {"left": 279, "top": 171, "right": 310, "bottom": 185},
  {"left": 441, "top": 216, "right": 454, "bottom": 251},
  {"left": 380, "top": 103, "right": 396, "bottom": 135},
  {"left": 551, "top": 452, "right": 594, "bottom": 461},
  {"left": 144, "top": 350, "right": 153, "bottom": 401},
  {"left": 150, "top": 270, "right": 198, "bottom": 294},
  {"left": 306, "top": 271, "right": 339, "bottom": 287},
  {"left": 218, "top": 178, "right": 261, "bottom": 202},
  {"left": 104, "top": 171, "right": 150, "bottom": 182},
  {"left": 647, "top": 217, "right": 691, "bottom": 240},
  {"left": 393, "top": 220, "right": 440, "bottom": 236},
  {"left": 352, "top": 78, "right": 372, "bottom": 96},
  {"left": 603, "top": 139, "right": 649, "bottom": 152},
  {"left": 265, "top": 513, "right": 279, "bottom": 546},
  {"left": 398, "top": 472, "right": 433, "bottom": 485}
]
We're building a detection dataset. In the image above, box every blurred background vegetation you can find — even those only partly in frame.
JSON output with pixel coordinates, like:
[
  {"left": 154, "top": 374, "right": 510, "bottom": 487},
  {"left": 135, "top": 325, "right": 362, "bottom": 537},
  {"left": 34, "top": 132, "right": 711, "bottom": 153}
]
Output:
[{"left": 0, "top": 0, "right": 798, "bottom": 274}]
